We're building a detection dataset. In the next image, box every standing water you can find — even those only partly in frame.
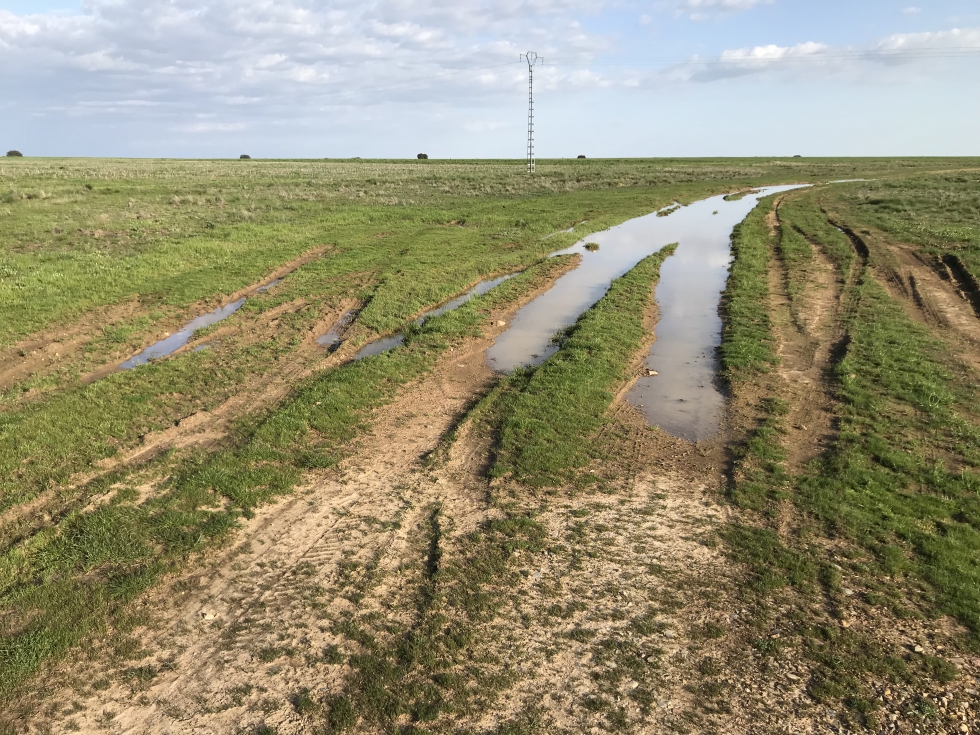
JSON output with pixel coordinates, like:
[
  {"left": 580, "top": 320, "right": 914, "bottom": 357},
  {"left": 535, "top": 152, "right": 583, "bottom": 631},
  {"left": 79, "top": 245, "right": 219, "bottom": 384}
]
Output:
[
  {"left": 353, "top": 274, "right": 516, "bottom": 360},
  {"left": 487, "top": 185, "right": 807, "bottom": 441}
]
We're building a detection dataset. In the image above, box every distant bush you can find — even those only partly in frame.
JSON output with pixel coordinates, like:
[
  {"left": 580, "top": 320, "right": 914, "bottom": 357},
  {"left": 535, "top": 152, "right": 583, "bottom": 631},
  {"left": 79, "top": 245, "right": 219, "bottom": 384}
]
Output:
[
  {"left": 577, "top": 155, "right": 586, "bottom": 159},
  {"left": 6, "top": 150, "right": 23, "bottom": 157},
  {"left": 240, "top": 154, "right": 251, "bottom": 160},
  {"left": 417, "top": 153, "right": 428, "bottom": 160},
  {"left": 793, "top": 155, "right": 802, "bottom": 158}
]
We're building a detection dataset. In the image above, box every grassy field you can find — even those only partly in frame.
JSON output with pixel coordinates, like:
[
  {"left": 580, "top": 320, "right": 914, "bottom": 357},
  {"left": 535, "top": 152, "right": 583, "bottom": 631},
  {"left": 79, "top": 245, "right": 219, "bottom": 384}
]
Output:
[{"left": 3, "top": 156, "right": 980, "bottom": 733}]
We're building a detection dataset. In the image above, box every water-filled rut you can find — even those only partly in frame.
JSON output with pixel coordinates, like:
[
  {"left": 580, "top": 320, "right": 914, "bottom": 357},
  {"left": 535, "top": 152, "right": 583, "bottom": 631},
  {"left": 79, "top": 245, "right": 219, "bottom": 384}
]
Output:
[{"left": 488, "top": 185, "right": 807, "bottom": 441}]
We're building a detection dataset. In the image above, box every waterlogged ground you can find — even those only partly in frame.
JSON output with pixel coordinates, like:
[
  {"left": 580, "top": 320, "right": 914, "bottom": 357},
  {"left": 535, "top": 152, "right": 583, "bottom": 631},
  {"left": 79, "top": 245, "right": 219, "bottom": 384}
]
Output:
[{"left": 2, "top": 158, "right": 980, "bottom": 734}]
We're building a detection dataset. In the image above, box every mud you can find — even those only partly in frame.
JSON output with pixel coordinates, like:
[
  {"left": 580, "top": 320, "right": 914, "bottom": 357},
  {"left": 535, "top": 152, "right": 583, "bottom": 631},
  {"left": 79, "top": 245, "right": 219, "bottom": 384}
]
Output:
[
  {"left": 353, "top": 274, "right": 515, "bottom": 360},
  {"left": 488, "top": 186, "right": 806, "bottom": 442}
]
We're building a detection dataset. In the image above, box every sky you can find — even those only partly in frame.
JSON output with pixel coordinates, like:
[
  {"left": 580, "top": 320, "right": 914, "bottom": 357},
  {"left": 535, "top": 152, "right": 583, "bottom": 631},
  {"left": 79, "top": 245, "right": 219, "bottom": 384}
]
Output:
[{"left": 1, "top": 0, "right": 978, "bottom": 158}]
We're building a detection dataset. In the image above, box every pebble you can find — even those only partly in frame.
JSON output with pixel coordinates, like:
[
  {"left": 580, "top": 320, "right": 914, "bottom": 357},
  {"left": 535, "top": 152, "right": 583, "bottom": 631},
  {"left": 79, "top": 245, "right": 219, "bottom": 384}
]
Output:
[
  {"left": 201, "top": 610, "right": 217, "bottom": 621},
  {"left": 914, "top": 645, "right": 925, "bottom": 653}
]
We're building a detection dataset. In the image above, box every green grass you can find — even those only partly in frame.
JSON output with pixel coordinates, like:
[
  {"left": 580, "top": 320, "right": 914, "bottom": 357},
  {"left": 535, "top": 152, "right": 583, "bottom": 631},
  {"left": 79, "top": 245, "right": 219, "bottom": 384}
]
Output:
[
  {"left": 0, "top": 257, "right": 568, "bottom": 698},
  {"left": 317, "top": 510, "right": 548, "bottom": 733},
  {"left": 720, "top": 196, "right": 779, "bottom": 380},
  {"left": 829, "top": 172, "right": 980, "bottom": 282},
  {"left": 492, "top": 245, "right": 677, "bottom": 487},
  {"left": 4, "top": 157, "right": 980, "bottom": 717},
  {"left": 720, "top": 187, "right": 980, "bottom": 725}
]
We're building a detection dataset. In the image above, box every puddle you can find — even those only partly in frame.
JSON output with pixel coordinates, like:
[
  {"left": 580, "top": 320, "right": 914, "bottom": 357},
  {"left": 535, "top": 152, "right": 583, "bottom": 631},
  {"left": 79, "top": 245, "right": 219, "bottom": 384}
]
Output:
[
  {"left": 254, "top": 278, "right": 282, "bottom": 293},
  {"left": 354, "top": 274, "right": 515, "bottom": 361},
  {"left": 120, "top": 299, "right": 246, "bottom": 369},
  {"left": 487, "top": 185, "right": 808, "bottom": 441},
  {"left": 119, "top": 278, "right": 283, "bottom": 370},
  {"left": 317, "top": 308, "right": 359, "bottom": 352},
  {"left": 543, "top": 220, "right": 587, "bottom": 240}
]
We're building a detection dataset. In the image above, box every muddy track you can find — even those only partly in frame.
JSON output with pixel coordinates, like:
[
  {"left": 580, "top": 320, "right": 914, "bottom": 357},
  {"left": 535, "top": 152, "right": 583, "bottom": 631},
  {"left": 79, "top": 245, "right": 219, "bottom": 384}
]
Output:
[
  {"left": 16, "top": 263, "right": 585, "bottom": 733},
  {"left": 767, "top": 201, "right": 844, "bottom": 475},
  {"left": 0, "top": 246, "right": 334, "bottom": 395},
  {"left": 0, "top": 299, "right": 363, "bottom": 551},
  {"left": 837, "top": 223, "right": 980, "bottom": 370},
  {"left": 24, "top": 332, "right": 501, "bottom": 734}
]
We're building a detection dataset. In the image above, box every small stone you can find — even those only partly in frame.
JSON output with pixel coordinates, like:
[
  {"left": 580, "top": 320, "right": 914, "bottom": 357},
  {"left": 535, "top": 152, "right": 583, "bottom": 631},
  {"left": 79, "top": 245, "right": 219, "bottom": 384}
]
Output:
[
  {"left": 497, "top": 320, "right": 506, "bottom": 326},
  {"left": 662, "top": 630, "right": 676, "bottom": 639},
  {"left": 787, "top": 673, "right": 800, "bottom": 681},
  {"left": 842, "top": 588, "right": 855, "bottom": 596},
  {"left": 959, "top": 726, "right": 968, "bottom": 733},
  {"left": 646, "top": 656, "right": 657, "bottom": 663},
  {"left": 841, "top": 620, "right": 851, "bottom": 628},
  {"left": 201, "top": 610, "right": 217, "bottom": 621},
  {"left": 914, "top": 645, "right": 925, "bottom": 653},
  {"left": 647, "top": 370, "right": 659, "bottom": 376}
]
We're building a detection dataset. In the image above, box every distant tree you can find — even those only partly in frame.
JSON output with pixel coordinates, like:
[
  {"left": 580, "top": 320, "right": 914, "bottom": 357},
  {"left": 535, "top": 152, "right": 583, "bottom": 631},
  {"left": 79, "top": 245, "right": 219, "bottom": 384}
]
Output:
[
  {"left": 6, "top": 150, "right": 23, "bottom": 157},
  {"left": 793, "top": 155, "right": 802, "bottom": 158},
  {"left": 417, "top": 153, "right": 428, "bottom": 160},
  {"left": 577, "top": 155, "right": 586, "bottom": 159},
  {"left": 240, "top": 154, "right": 251, "bottom": 159}
]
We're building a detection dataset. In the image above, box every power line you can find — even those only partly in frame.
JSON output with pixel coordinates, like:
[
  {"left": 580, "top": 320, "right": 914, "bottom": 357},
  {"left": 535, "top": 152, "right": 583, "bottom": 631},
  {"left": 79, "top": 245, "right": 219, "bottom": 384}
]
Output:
[
  {"left": 521, "top": 52, "right": 542, "bottom": 174},
  {"left": 546, "top": 46, "right": 980, "bottom": 67}
]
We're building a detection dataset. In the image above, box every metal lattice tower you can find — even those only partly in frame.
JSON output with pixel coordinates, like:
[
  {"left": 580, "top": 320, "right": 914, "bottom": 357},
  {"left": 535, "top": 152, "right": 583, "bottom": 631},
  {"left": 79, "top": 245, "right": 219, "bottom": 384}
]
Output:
[{"left": 521, "top": 52, "right": 542, "bottom": 173}]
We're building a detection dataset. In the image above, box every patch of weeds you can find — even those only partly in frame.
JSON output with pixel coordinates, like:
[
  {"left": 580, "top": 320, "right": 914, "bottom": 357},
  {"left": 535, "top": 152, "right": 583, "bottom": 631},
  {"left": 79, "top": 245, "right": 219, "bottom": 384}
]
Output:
[
  {"left": 689, "top": 622, "right": 726, "bottom": 641},
  {"left": 291, "top": 687, "right": 319, "bottom": 716},
  {"left": 229, "top": 683, "right": 254, "bottom": 706},
  {"left": 256, "top": 645, "right": 294, "bottom": 663},
  {"left": 492, "top": 246, "right": 678, "bottom": 486},
  {"left": 322, "top": 643, "right": 344, "bottom": 664},
  {"left": 566, "top": 626, "right": 597, "bottom": 643},
  {"left": 122, "top": 664, "right": 158, "bottom": 690}
]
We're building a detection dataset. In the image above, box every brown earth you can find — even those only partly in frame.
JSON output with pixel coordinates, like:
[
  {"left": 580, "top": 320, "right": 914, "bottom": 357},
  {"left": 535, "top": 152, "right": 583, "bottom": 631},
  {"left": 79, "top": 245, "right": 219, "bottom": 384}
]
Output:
[
  {"left": 0, "top": 245, "right": 333, "bottom": 397},
  {"left": 10, "top": 204, "right": 980, "bottom": 735}
]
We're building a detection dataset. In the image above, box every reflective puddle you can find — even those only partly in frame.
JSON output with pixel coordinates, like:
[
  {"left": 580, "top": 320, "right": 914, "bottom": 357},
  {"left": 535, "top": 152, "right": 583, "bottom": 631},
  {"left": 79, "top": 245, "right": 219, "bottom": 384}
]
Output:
[
  {"left": 120, "top": 299, "right": 246, "bottom": 370},
  {"left": 353, "top": 274, "right": 515, "bottom": 361},
  {"left": 487, "top": 185, "right": 807, "bottom": 441},
  {"left": 120, "top": 278, "right": 283, "bottom": 370},
  {"left": 317, "top": 308, "right": 359, "bottom": 352}
]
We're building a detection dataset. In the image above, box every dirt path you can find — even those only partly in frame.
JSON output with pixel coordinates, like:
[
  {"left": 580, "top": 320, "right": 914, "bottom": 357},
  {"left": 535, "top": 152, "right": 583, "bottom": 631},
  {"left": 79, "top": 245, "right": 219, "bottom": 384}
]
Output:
[
  {"left": 862, "top": 229, "right": 980, "bottom": 371},
  {"left": 29, "top": 331, "right": 501, "bottom": 734},
  {"left": 768, "top": 201, "right": 843, "bottom": 474},
  {"left": 0, "top": 247, "right": 333, "bottom": 395}
]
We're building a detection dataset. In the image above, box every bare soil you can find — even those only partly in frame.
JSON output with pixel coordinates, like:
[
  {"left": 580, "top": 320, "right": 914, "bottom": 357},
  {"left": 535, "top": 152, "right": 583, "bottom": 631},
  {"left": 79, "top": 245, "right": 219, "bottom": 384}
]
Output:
[{"left": 11, "top": 211, "right": 980, "bottom": 735}]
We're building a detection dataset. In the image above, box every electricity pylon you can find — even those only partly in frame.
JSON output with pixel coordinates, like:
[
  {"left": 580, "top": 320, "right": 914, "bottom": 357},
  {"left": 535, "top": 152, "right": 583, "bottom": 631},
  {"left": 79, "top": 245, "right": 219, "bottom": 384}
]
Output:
[{"left": 521, "top": 52, "right": 542, "bottom": 173}]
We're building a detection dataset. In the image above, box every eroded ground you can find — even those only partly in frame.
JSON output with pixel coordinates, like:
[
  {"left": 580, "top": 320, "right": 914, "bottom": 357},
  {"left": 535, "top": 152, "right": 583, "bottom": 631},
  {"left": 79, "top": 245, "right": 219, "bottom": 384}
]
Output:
[{"left": 5, "top": 164, "right": 980, "bottom": 735}]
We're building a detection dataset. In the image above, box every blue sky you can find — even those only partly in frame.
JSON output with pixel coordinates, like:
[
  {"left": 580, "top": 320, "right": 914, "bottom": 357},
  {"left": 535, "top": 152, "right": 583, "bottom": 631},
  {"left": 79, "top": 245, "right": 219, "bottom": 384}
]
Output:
[{"left": 1, "top": 0, "right": 978, "bottom": 158}]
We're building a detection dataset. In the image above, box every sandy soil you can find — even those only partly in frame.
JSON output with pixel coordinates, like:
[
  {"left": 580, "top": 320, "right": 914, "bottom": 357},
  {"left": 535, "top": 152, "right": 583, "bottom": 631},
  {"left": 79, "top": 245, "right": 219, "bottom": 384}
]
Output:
[{"left": 12, "top": 208, "right": 980, "bottom": 735}]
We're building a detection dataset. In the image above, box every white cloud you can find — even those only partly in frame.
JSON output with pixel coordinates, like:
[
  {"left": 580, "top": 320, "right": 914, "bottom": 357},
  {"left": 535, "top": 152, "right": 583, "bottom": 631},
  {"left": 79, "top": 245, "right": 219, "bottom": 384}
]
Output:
[
  {"left": 658, "top": 29, "right": 980, "bottom": 83},
  {"left": 871, "top": 26, "right": 980, "bottom": 53},
  {"left": 179, "top": 121, "right": 247, "bottom": 133},
  {"left": 463, "top": 120, "right": 510, "bottom": 132},
  {"left": 0, "top": 0, "right": 612, "bottom": 114},
  {"left": 663, "top": 0, "right": 772, "bottom": 21}
]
